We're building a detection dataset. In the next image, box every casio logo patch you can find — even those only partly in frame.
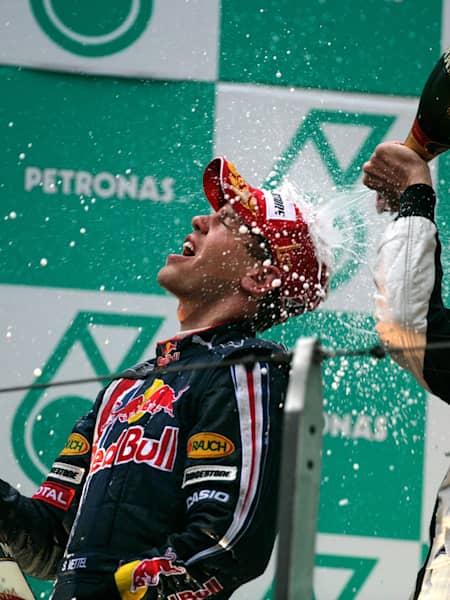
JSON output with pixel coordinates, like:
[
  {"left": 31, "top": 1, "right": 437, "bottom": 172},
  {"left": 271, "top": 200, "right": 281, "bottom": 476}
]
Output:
[
  {"left": 186, "top": 489, "right": 230, "bottom": 510},
  {"left": 187, "top": 432, "right": 235, "bottom": 458}
]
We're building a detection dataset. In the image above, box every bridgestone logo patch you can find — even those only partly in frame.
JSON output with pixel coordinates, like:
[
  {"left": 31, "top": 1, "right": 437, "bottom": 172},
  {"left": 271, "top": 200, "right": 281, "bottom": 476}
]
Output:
[
  {"left": 182, "top": 465, "right": 237, "bottom": 488},
  {"left": 50, "top": 462, "right": 85, "bottom": 485}
]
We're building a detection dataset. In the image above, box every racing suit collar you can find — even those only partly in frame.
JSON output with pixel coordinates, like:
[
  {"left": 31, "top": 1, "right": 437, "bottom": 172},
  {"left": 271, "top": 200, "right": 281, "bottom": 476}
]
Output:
[{"left": 155, "top": 320, "right": 256, "bottom": 367}]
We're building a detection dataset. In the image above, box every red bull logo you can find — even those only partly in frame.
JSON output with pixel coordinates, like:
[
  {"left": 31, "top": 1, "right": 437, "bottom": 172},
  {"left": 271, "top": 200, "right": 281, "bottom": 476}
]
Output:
[
  {"left": 167, "top": 577, "right": 224, "bottom": 599},
  {"left": 157, "top": 341, "right": 181, "bottom": 367},
  {"left": 131, "top": 550, "right": 186, "bottom": 589},
  {"left": 108, "top": 379, "right": 189, "bottom": 427},
  {"left": 90, "top": 425, "right": 179, "bottom": 474}
]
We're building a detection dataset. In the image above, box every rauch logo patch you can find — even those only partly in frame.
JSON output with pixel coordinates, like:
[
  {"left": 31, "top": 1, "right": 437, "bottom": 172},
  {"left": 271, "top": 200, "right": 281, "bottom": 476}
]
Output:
[
  {"left": 187, "top": 432, "right": 235, "bottom": 458},
  {"left": 61, "top": 433, "right": 90, "bottom": 456}
]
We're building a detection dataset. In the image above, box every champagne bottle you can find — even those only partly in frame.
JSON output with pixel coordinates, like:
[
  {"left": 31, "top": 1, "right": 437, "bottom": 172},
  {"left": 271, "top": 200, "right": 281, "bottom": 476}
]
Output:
[
  {"left": 0, "top": 543, "right": 35, "bottom": 600},
  {"left": 405, "top": 48, "right": 450, "bottom": 160}
]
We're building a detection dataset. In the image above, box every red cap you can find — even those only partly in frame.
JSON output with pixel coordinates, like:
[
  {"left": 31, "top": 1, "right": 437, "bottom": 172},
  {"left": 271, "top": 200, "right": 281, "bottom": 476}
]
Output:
[{"left": 203, "top": 156, "right": 331, "bottom": 320}]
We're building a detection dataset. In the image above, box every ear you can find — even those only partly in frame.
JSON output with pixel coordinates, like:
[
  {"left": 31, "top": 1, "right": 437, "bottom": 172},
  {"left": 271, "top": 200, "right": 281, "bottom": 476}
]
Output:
[{"left": 240, "top": 264, "right": 281, "bottom": 298}]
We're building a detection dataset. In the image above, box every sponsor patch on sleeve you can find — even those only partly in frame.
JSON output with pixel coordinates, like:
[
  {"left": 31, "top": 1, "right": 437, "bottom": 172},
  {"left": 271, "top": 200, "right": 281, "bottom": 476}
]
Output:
[
  {"left": 60, "top": 433, "right": 90, "bottom": 456},
  {"left": 32, "top": 481, "right": 76, "bottom": 511},
  {"left": 187, "top": 432, "right": 235, "bottom": 458},
  {"left": 50, "top": 462, "right": 85, "bottom": 485},
  {"left": 182, "top": 465, "right": 237, "bottom": 488},
  {"left": 186, "top": 489, "right": 230, "bottom": 510}
]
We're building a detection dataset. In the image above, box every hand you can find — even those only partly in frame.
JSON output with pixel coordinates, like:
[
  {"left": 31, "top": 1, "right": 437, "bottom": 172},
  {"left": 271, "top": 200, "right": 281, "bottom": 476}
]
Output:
[
  {"left": 0, "top": 479, "right": 17, "bottom": 541},
  {"left": 363, "top": 141, "right": 432, "bottom": 213}
]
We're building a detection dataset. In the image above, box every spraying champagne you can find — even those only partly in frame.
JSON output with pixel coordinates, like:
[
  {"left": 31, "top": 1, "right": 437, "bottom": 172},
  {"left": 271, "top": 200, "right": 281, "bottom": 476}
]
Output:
[
  {"left": 0, "top": 543, "right": 35, "bottom": 600},
  {"left": 404, "top": 48, "right": 450, "bottom": 160}
]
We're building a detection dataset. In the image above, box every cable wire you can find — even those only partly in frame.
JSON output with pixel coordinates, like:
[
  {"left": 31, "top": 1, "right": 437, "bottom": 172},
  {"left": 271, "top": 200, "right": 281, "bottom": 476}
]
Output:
[
  {"left": 0, "top": 351, "right": 293, "bottom": 394},
  {"left": 3, "top": 337, "right": 450, "bottom": 395}
]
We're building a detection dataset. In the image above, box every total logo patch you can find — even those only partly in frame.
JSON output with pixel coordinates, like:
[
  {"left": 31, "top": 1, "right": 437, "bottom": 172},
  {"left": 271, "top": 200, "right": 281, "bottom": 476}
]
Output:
[
  {"left": 61, "top": 433, "right": 90, "bottom": 456},
  {"left": 32, "top": 481, "right": 76, "bottom": 511},
  {"left": 187, "top": 432, "right": 235, "bottom": 458}
]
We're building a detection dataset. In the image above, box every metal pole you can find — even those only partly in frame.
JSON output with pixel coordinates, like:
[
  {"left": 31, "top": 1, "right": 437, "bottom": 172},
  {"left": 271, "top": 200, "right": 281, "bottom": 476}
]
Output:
[{"left": 275, "top": 337, "right": 324, "bottom": 600}]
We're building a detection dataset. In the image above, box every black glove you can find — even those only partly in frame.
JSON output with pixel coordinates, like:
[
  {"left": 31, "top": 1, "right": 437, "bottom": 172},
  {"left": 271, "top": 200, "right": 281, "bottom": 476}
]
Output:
[{"left": 0, "top": 478, "right": 19, "bottom": 541}]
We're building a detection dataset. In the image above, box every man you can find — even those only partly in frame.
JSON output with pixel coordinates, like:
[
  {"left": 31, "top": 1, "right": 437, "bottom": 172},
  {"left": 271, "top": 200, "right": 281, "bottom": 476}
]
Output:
[
  {"left": 0, "top": 156, "right": 331, "bottom": 599},
  {"left": 363, "top": 141, "right": 450, "bottom": 599}
]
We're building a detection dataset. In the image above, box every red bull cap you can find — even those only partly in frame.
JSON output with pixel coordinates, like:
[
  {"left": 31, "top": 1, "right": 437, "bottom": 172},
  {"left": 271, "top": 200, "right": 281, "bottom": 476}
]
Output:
[{"left": 203, "top": 156, "right": 332, "bottom": 319}]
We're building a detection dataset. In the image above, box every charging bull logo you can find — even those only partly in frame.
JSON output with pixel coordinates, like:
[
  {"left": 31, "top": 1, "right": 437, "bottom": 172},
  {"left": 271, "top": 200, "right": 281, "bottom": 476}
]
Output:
[
  {"left": 111, "top": 379, "right": 189, "bottom": 425},
  {"left": 131, "top": 550, "right": 186, "bottom": 589},
  {"left": 157, "top": 341, "right": 181, "bottom": 367}
]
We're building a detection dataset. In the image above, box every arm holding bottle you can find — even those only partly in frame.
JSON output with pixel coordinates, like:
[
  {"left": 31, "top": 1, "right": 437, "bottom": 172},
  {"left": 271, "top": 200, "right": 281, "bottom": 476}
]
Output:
[{"left": 363, "top": 141, "right": 450, "bottom": 402}]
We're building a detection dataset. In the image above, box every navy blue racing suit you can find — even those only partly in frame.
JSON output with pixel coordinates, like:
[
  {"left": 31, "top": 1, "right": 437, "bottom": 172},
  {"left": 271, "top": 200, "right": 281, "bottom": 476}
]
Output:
[{"left": 0, "top": 320, "right": 288, "bottom": 599}]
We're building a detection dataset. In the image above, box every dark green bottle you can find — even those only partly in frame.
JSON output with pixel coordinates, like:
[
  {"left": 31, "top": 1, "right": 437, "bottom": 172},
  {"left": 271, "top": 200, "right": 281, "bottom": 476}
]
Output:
[{"left": 405, "top": 48, "right": 450, "bottom": 160}]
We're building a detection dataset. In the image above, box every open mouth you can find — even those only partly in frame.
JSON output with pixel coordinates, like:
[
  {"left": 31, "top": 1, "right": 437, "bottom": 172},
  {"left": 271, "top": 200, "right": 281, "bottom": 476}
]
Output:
[{"left": 182, "top": 239, "right": 195, "bottom": 256}]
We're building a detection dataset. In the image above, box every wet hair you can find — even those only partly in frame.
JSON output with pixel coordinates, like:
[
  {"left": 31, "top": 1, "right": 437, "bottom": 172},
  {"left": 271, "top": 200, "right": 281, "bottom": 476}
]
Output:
[
  {"left": 253, "top": 289, "right": 283, "bottom": 332},
  {"left": 245, "top": 233, "right": 284, "bottom": 332}
]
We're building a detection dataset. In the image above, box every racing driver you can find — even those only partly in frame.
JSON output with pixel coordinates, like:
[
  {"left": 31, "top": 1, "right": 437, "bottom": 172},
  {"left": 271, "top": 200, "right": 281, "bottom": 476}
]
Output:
[{"left": 0, "top": 157, "right": 332, "bottom": 599}]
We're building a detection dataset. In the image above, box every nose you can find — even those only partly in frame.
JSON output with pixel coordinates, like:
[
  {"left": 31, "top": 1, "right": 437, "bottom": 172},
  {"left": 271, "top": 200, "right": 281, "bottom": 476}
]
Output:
[{"left": 192, "top": 214, "right": 210, "bottom": 233}]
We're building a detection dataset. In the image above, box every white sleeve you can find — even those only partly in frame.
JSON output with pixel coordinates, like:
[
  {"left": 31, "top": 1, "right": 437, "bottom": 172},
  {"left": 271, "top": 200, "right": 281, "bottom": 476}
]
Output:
[{"left": 374, "top": 215, "right": 437, "bottom": 386}]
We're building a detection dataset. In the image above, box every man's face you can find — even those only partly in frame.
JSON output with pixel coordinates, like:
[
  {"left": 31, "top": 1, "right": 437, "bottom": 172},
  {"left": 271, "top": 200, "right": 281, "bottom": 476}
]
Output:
[{"left": 157, "top": 203, "right": 268, "bottom": 301}]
